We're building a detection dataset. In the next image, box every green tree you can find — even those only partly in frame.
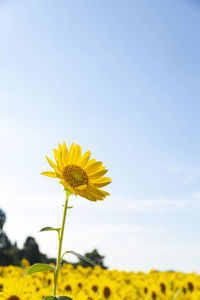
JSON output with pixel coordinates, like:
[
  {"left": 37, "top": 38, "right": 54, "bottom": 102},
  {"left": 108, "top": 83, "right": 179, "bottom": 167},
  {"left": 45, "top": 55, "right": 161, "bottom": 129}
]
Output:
[
  {"left": 0, "top": 209, "right": 6, "bottom": 230},
  {"left": 0, "top": 232, "right": 12, "bottom": 249},
  {"left": 76, "top": 249, "right": 107, "bottom": 269},
  {"left": 19, "top": 236, "right": 47, "bottom": 264},
  {"left": 0, "top": 208, "right": 13, "bottom": 265}
]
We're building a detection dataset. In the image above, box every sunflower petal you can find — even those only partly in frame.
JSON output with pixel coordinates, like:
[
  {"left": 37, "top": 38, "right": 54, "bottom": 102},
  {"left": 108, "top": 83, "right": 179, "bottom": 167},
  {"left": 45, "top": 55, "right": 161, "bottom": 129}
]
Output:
[
  {"left": 58, "top": 148, "right": 64, "bottom": 169},
  {"left": 53, "top": 149, "right": 58, "bottom": 162},
  {"left": 97, "top": 189, "right": 110, "bottom": 197},
  {"left": 62, "top": 142, "right": 68, "bottom": 152},
  {"left": 87, "top": 186, "right": 109, "bottom": 198},
  {"left": 93, "top": 176, "right": 112, "bottom": 183},
  {"left": 79, "top": 151, "right": 91, "bottom": 167},
  {"left": 89, "top": 168, "right": 108, "bottom": 180},
  {"left": 85, "top": 161, "right": 102, "bottom": 173},
  {"left": 46, "top": 156, "right": 57, "bottom": 171},
  {"left": 75, "top": 145, "right": 82, "bottom": 163},
  {"left": 86, "top": 158, "right": 96, "bottom": 167},
  {"left": 58, "top": 143, "right": 62, "bottom": 154},
  {"left": 41, "top": 171, "right": 57, "bottom": 178},
  {"left": 56, "top": 144, "right": 63, "bottom": 169},
  {"left": 62, "top": 142, "right": 69, "bottom": 165},
  {"left": 91, "top": 177, "right": 112, "bottom": 188},
  {"left": 78, "top": 190, "right": 98, "bottom": 201},
  {"left": 76, "top": 184, "right": 87, "bottom": 191},
  {"left": 69, "top": 143, "right": 75, "bottom": 164},
  {"left": 92, "top": 182, "right": 111, "bottom": 188},
  {"left": 72, "top": 144, "right": 81, "bottom": 164}
]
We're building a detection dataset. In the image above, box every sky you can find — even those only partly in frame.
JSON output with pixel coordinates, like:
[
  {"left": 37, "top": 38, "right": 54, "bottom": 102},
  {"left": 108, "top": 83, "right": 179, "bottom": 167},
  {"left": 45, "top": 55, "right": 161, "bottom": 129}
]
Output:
[{"left": 0, "top": 0, "right": 200, "bottom": 272}]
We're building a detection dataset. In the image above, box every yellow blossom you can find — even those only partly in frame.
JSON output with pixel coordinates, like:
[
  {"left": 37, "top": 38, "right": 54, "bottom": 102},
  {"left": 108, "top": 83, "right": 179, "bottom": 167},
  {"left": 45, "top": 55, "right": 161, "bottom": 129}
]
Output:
[{"left": 41, "top": 142, "right": 111, "bottom": 201}]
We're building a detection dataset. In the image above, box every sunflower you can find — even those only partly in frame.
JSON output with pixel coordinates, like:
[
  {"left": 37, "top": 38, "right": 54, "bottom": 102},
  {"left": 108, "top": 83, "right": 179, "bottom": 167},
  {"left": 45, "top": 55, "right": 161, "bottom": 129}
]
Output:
[
  {"left": 41, "top": 143, "right": 111, "bottom": 201},
  {"left": 0, "top": 279, "right": 30, "bottom": 300}
]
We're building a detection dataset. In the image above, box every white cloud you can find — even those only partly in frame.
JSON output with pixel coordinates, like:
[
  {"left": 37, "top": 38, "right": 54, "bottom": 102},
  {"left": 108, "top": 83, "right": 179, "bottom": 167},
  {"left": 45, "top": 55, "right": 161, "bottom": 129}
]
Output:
[
  {"left": 97, "top": 195, "right": 200, "bottom": 213},
  {"left": 166, "top": 164, "right": 200, "bottom": 183},
  {"left": 192, "top": 192, "right": 200, "bottom": 199}
]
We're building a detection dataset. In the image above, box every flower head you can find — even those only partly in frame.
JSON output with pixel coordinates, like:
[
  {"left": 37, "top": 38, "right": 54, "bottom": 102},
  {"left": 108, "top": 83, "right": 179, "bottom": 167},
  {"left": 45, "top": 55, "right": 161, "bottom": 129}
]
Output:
[
  {"left": 41, "top": 143, "right": 111, "bottom": 201},
  {"left": 0, "top": 278, "right": 31, "bottom": 300}
]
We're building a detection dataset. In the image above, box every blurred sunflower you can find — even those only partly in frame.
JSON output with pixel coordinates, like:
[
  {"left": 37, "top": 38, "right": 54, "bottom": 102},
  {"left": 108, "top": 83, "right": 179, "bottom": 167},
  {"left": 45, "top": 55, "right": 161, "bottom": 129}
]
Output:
[
  {"left": 0, "top": 279, "right": 30, "bottom": 300},
  {"left": 41, "top": 143, "right": 111, "bottom": 201}
]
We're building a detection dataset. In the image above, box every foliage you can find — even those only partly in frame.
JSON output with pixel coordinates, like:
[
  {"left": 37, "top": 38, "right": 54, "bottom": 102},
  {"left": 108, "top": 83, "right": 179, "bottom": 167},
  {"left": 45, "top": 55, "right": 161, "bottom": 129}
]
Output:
[
  {"left": 0, "top": 208, "right": 6, "bottom": 229},
  {"left": 74, "top": 249, "right": 107, "bottom": 269},
  {"left": 0, "top": 232, "right": 12, "bottom": 249}
]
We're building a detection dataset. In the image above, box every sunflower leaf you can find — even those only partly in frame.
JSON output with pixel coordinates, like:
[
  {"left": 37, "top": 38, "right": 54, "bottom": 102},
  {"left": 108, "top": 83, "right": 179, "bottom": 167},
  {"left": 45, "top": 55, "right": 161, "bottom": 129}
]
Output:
[
  {"left": 27, "top": 263, "right": 55, "bottom": 274},
  {"left": 39, "top": 226, "right": 61, "bottom": 233},
  {"left": 61, "top": 250, "right": 96, "bottom": 266},
  {"left": 67, "top": 206, "right": 74, "bottom": 209}
]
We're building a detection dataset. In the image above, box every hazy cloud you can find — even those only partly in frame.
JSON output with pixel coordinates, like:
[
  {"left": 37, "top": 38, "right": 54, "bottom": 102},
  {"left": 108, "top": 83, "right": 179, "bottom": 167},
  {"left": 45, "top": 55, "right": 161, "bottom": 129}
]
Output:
[{"left": 166, "top": 164, "right": 200, "bottom": 183}]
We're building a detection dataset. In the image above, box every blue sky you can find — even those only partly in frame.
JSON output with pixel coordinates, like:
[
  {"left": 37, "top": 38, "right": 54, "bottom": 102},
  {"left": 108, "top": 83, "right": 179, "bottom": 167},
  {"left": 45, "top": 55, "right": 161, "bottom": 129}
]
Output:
[{"left": 0, "top": 0, "right": 200, "bottom": 272}]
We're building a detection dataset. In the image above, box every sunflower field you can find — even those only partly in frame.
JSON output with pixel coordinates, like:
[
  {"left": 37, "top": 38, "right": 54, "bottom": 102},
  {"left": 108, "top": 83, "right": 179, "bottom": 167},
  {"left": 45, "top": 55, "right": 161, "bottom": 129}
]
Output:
[{"left": 0, "top": 260, "right": 200, "bottom": 300}]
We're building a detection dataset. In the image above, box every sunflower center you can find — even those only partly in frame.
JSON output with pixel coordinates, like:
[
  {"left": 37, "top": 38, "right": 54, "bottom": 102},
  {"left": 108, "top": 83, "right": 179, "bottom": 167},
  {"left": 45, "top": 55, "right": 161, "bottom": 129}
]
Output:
[
  {"left": 7, "top": 296, "right": 20, "bottom": 300},
  {"left": 63, "top": 164, "right": 88, "bottom": 187}
]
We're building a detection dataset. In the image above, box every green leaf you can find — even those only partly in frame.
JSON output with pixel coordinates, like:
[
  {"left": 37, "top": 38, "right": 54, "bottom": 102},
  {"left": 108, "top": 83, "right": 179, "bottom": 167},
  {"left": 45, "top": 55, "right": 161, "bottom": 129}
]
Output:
[
  {"left": 62, "top": 250, "right": 96, "bottom": 266},
  {"left": 40, "top": 226, "right": 61, "bottom": 233},
  {"left": 27, "top": 263, "right": 55, "bottom": 274},
  {"left": 67, "top": 206, "right": 74, "bottom": 209},
  {"left": 44, "top": 297, "right": 72, "bottom": 300}
]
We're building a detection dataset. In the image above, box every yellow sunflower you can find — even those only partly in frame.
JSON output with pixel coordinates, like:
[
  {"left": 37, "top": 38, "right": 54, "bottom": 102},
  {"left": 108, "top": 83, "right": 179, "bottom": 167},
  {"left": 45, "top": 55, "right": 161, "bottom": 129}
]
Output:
[
  {"left": 41, "top": 143, "right": 111, "bottom": 201},
  {"left": 0, "top": 279, "right": 30, "bottom": 300}
]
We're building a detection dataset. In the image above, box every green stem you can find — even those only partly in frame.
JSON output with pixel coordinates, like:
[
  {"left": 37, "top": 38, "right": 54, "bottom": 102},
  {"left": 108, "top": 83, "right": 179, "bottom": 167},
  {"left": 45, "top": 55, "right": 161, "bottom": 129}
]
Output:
[{"left": 53, "top": 191, "right": 70, "bottom": 296}]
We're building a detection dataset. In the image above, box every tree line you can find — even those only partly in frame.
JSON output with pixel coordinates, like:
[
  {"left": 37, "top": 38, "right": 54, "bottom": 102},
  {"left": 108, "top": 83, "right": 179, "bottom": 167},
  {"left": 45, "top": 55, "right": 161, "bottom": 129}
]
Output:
[{"left": 0, "top": 208, "right": 107, "bottom": 268}]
